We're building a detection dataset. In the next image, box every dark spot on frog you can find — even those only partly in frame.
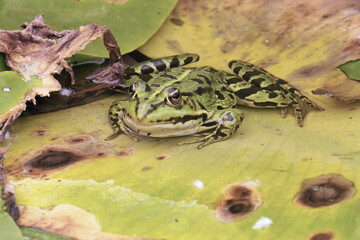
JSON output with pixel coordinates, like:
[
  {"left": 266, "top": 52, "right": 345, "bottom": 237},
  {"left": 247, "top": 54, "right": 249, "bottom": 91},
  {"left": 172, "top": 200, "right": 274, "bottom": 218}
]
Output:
[
  {"left": 170, "top": 17, "right": 184, "bottom": 26},
  {"left": 214, "top": 183, "right": 262, "bottom": 222},
  {"left": 124, "top": 67, "right": 136, "bottom": 76},
  {"left": 198, "top": 74, "right": 211, "bottom": 85},
  {"left": 214, "top": 90, "right": 225, "bottom": 100},
  {"left": 268, "top": 92, "right": 278, "bottom": 98},
  {"left": 139, "top": 74, "right": 152, "bottom": 82},
  {"left": 253, "top": 101, "right": 279, "bottom": 107},
  {"left": 194, "top": 86, "right": 212, "bottom": 95},
  {"left": 156, "top": 154, "right": 170, "bottom": 161},
  {"left": 294, "top": 174, "right": 355, "bottom": 208},
  {"left": 160, "top": 74, "right": 177, "bottom": 79},
  {"left": 151, "top": 83, "right": 160, "bottom": 87},
  {"left": 234, "top": 86, "right": 259, "bottom": 98},
  {"left": 170, "top": 57, "right": 180, "bottom": 68},
  {"left": 250, "top": 78, "right": 266, "bottom": 87},
  {"left": 242, "top": 69, "right": 263, "bottom": 81},
  {"left": 226, "top": 77, "right": 241, "bottom": 85},
  {"left": 190, "top": 78, "right": 204, "bottom": 84},
  {"left": 141, "top": 166, "right": 153, "bottom": 172},
  {"left": 153, "top": 59, "right": 167, "bottom": 71},
  {"left": 184, "top": 56, "right": 194, "bottom": 64},
  {"left": 26, "top": 150, "right": 81, "bottom": 170},
  {"left": 217, "top": 105, "right": 225, "bottom": 110},
  {"left": 307, "top": 231, "right": 335, "bottom": 240},
  {"left": 32, "top": 129, "right": 49, "bottom": 137},
  {"left": 140, "top": 64, "right": 154, "bottom": 74}
]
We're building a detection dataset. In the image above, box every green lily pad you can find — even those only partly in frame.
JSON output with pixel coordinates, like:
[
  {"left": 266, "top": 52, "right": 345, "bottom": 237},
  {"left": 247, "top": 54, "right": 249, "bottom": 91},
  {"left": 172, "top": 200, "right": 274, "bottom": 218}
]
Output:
[
  {"left": 0, "top": 72, "right": 42, "bottom": 117},
  {"left": 20, "top": 227, "right": 72, "bottom": 240},
  {"left": 338, "top": 59, "right": 360, "bottom": 81},
  {"left": 0, "top": 0, "right": 178, "bottom": 57},
  {"left": 0, "top": 202, "right": 23, "bottom": 240}
]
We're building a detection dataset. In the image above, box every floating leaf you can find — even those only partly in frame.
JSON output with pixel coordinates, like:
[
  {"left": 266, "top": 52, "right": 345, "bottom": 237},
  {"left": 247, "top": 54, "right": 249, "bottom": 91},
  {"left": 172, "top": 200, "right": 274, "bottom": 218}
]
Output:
[
  {"left": 4, "top": 0, "right": 360, "bottom": 239},
  {"left": 0, "top": 0, "right": 178, "bottom": 57},
  {"left": 338, "top": 59, "right": 360, "bottom": 81},
  {"left": 0, "top": 205, "right": 23, "bottom": 240},
  {"left": 20, "top": 227, "right": 72, "bottom": 240}
]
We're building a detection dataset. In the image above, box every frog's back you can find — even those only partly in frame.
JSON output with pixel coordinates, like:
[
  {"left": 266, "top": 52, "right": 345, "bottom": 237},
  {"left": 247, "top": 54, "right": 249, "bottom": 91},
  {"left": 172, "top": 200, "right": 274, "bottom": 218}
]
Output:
[{"left": 146, "top": 66, "right": 229, "bottom": 92}]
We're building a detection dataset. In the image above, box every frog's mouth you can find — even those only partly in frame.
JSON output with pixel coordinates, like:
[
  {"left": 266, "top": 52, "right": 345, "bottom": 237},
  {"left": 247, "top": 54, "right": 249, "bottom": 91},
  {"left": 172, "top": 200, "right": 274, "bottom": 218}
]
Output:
[{"left": 122, "top": 114, "right": 211, "bottom": 138}]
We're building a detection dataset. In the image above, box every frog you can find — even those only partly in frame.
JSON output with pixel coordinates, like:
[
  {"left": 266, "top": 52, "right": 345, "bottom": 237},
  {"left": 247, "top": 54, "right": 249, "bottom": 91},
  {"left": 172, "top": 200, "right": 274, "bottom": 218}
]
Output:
[{"left": 106, "top": 53, "right": 321, "bottom": 149}]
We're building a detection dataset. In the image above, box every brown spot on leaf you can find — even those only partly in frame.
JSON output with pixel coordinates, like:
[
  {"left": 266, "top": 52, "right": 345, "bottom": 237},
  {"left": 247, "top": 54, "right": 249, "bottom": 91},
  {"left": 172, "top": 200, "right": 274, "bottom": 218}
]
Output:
[
  {"left": 214, "top": 182, "right": 262, "bottom": 222},
  {"left": 64, "top": 134, "right": 92, "bottom": 144},
  {"left": 32, "top": 129, "right": 50, "bottom": 137},
  {"left": 294, "top": 174, "right": 355, "bottom": 208},
  {"left": 170, "top": 18, "right": 184, "bottom": 26},
  {"left": 306, "top": 231, "right": 335, "bottom": 240},
  {"left": 91, "top": 130, "right": 104, "bottom": 136},
  {"left": 156, "top": 154, "right": 170, "bottom": 161},
  {"left": 141, "top": 166, "right": 153, "bottom": 172},
  {"left": 6, "top": 134, "right": 114, "bottom": 179},
  {"left": 27, "top": 150, "right": 81, "bottom": 170},
  {"left": 116, "top": 148, "right": 136, "bottom": 158}
]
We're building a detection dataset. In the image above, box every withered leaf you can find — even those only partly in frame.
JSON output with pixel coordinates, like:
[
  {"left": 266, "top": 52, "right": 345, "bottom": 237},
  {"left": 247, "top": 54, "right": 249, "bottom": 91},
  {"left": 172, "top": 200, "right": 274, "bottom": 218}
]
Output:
[{"left": 0, "top": 14, "right": 124, "bottom": 220}]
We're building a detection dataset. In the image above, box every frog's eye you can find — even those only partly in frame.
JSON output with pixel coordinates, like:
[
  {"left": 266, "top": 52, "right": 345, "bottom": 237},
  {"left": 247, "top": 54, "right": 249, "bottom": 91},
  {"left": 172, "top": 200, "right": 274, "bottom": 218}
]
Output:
[
  {"left": 129, "top": 83, "right": 138, "bottom": 93},
  {"left": 167, "top": 88, "right": 181, "bottom": 105}
]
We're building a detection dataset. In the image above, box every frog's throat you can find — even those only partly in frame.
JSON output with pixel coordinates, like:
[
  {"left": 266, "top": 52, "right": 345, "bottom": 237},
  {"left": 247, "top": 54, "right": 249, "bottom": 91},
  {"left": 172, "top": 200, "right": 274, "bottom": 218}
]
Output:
[{"left": 122, "top": 114, "right": 211, "bottom": 138}]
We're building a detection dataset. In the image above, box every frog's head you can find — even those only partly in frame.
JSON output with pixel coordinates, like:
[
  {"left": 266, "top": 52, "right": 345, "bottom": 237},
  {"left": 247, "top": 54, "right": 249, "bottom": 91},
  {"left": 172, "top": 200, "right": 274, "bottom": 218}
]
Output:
[
  {"left": 129, "top": 81, "right": 205, "bottom": 120},
  {"left": 123, "top": 81, "right": 209, "bottom": 137}
]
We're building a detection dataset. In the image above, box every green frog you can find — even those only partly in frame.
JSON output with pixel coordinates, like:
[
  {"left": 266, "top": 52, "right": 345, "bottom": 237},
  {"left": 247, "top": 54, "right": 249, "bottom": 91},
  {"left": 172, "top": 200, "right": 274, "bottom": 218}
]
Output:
[{"left": 107, "top": 54, "right": 320, "bottom": 149}]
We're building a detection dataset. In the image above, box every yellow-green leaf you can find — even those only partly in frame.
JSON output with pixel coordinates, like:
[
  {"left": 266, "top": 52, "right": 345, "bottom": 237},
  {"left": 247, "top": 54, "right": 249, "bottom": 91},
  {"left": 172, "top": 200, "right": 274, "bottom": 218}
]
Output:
[{"left": 4, "top": 0, "right": 360, "bottom": 239}]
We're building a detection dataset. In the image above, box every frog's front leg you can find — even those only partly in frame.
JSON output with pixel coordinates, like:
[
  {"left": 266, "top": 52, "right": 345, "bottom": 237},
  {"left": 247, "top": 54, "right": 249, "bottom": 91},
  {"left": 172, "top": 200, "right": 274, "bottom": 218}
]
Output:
[
  {"left": 179, "top": 109, "right": 244, "bottom": 149},
  {"left": 105, "top": 100, "right": 139, "bottom": 142}
]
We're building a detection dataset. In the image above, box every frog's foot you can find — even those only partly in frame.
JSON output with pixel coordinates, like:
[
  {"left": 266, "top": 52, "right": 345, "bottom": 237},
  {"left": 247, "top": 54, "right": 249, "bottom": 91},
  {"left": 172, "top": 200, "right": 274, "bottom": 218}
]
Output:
[
  {"left": 105, "top": 129, "right": 121, "bottom": 141},
  {"left": 178, "top": 110, "right": 243, "bottom": 149},
  {"left": 105, "top": 127, "right": 139, "bottom": 142}
]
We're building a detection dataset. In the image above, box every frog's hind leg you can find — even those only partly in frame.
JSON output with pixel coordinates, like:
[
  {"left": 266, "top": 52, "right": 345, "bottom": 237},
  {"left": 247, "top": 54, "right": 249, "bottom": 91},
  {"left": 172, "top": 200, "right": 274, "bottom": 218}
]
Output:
[
  {"left": 178, "top": 109, "right": 244, "bottom": 149},
  {"left": 227, "top": 60, "right": 322, "bottom": 126},
  {"left": 124, "top": 53, "right": 200, "bottom": 76}
]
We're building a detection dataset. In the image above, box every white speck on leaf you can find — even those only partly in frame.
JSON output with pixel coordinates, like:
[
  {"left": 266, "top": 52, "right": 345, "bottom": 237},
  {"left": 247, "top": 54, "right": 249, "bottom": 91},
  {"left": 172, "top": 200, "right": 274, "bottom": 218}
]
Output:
[
  {"left": 252, "top": 216, "right": 273, "bottom": 229},
  {"left": 193, "top": 180, "right": 204, "bottom": 189},
  {"left": 3, "top": 87, "right": 10, "bottom": 92}
]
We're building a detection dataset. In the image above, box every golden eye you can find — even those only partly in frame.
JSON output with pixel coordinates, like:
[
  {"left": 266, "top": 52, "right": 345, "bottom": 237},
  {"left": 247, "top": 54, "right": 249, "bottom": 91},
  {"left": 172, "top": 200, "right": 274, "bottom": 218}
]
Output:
[{"left": 167, "top": 88, "right": 181, "bottom": 105}]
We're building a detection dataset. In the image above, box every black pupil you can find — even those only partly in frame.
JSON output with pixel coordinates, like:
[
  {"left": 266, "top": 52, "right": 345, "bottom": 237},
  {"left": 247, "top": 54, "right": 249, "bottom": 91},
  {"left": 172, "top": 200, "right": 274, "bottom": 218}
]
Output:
[{"left": 171, "top": 90, "right": 180, "bottom": 99}]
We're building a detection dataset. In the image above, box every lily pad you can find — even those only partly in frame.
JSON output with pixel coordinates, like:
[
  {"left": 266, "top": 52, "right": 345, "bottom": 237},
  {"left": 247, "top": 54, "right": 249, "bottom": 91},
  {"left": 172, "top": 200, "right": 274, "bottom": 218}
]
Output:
[
  {"left": 4, "top": 0, "right": 360, "bottom": 239},
  {"left": 0, "top": 204, "right": 23, "bottom": 240},
  {"left": 338, "top": 59, "right": 360, "bottom": 81},
  {"left": 0, "top": 0, "right": 178, "bottom": 57},
  {"left": 20, "top": 227, "right": 72, "bottom": 240}
]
